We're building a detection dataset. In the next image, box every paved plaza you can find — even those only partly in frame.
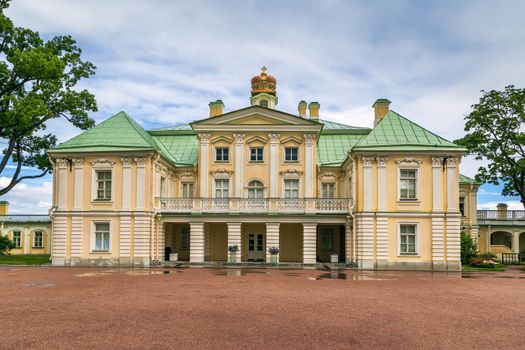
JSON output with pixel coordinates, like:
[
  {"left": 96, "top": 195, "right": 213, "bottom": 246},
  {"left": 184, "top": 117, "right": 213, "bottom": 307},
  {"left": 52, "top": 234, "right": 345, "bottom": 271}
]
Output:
[{"left": 1, "top": 266, "right": 524, "bottom": 349}]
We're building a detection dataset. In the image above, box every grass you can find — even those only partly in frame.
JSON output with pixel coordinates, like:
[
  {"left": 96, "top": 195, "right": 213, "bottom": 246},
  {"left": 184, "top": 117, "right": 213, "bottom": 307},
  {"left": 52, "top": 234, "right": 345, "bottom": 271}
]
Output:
[
  {"left": 462, "top": 264, "right": 507, "bottom": 272},
  {"left": 0, "top": 254, "right": 51, "bottom": 265}
]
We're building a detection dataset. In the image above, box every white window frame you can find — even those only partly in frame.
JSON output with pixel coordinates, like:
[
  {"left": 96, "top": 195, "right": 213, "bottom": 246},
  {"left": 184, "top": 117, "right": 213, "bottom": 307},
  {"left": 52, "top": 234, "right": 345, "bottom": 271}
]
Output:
[
  {"left": 215, "top": 147, "right": 229, "bottom": 162},
  {"left": 33, "top": 230, "right": 44, "bottom": 248},
  {"left": 246, "top": 179, "right": 265, "bottom": 199},
  {"left": 283, "top": 179, "right": 300, "bottom": 199},
  {"left": 12, "top": 230, "right": 22, "bottom": 248},
  {"left": 160, "top": 176, "right": 167, "bottom": 197},
  {"left": 319, "top": 227, "right": 334, "bottom": 251},
  {"left": 321, "top": 182, "right": 336, "bottom": 198},
  {"left": 214, "top": 178, "right": 230, "bottom": 199},
  {"left": 181, "top": 182, "right": 194, "bottom": 198},
  {"left": 249, "top": 147, "right": 264, "bottom": 162},
  {"left": 91, "top": 221, "right": 111, "bottom": 253},
  {"left": 180, "top": 226, "right": 190, "bottom": 250},
  {"left": 397, "top": 223, "right": 419, "bottom": 256},
  {"left": 459, "top": 196, "right": 466, "bottom": 217},
  {"left": 284, "top": 147, "right": 299, "bottom": 162},
  {"left": 397, "top": 167, "right": 420, "bottom": 201},
  {"left": 91, "top": 160, "right": 115, "bottom": 202}
]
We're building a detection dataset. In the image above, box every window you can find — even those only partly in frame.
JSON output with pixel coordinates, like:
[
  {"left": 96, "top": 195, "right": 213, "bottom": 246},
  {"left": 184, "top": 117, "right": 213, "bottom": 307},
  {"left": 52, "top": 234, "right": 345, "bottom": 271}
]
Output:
[
  {"left": 181, "top": 226, "right": 190, "bottom": 250},
  {"left": 320, "top": 228, "right": 334, "bottom": 251},
  {"left": 259, "top": 99, "right": 268, "bottom": 108},
  {"left": 182, "top": 183, "right": 194, "bottom": 198},
  {"left": 215, "top": 147, "right": 229, "bottom": 162},
  {"left": 400, "top": 224, "right": 417, "bottom": 255},
  {"left": 247, "top": 180, "right": 264, "bottom": 199},
  {"left": 215, "top": 179, "right": 229, "bottom": 198},
  {"left": 322, "top": 183, "right": 335, "bottom": 198},
  {"left": 250, "top": 148, "right": 264, "bottom": 162},
  {"left": 33, "top": 231, "right": 43, "bottom": 248},
  {"left": 399, "top": 169, "right": 417, "bottom": 200},
  {"left": 459, "top": 197, "right": 465, "bottom": 216},
  {"left": 284, "top": 179, "right": 299, "bottom": 199},
  {"left": 94, "top": 222, "right": 110, "bottom": 252},
  {"left": 284, "top": 148, "right": 298, "bottom": 162},
  {"left": 12, "top": 231, "right": 21, "bottom": 248},
  {"left": 96, "top": 170, "right": 112, "bottom": 200},
  {"left": 160, "top": 177, "right": 167, "bottom": 197}
]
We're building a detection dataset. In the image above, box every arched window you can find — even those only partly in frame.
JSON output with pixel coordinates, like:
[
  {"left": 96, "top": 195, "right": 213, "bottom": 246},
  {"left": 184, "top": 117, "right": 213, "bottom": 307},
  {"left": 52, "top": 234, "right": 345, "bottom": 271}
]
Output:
[
  {"left": 247, "top": 180, "right": 264, "bottom": 199},
  {"left": 259, "top": 99, "right": 268, "bottom": 108}
]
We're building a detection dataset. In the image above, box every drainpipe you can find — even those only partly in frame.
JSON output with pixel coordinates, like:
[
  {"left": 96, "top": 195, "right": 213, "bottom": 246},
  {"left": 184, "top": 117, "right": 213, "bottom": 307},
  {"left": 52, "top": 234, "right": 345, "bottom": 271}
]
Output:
[{"left": 351, "top": 156, "right": 357, "bottom": 265}]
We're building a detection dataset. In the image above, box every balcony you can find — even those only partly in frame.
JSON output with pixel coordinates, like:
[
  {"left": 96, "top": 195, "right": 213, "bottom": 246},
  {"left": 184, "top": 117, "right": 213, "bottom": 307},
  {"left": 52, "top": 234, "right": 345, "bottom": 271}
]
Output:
[
  {"left": 157, "top": 198, "right": 350, "bottom": 215},
  {"left": 477, "top": 210, "right": 525, "bottom": 221}
]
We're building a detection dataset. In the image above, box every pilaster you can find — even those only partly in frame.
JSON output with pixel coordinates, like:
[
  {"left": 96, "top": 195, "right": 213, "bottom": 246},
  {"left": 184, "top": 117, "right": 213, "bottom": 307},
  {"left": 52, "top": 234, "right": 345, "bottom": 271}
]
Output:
[
  {"left": 362, "top": 157, "right": 374, "bottom": 211},
  {"left": 432, "top": 157, "right": 443, "bottom": 212},
  {"left": 265, "top": 223, "right": 280, "bottom": 263},
  {"left": 233, "top": 133, "right": 245, "bottom": 198},
  {"left": 376, "top": 156, "right": 387, "bottom": 211},
  {"left": 446, "top": 157, "right": 458, "bottom": 213},
  {"left": 121, "top": 157, "right": 132, "bottom": 210},
  {"left": 199, "top": 134, "right": 211, "bottom": 198},
  {"left": 268, "top": 133, "right": 280, "bottom": 198},
  {"left": 73, "top": 157, "right": 84, "bottom": 210},
  {"left": 303, "top": 223, "right": 317, "bottom": 264},
  {"left": 135, "top": 157, "right": 146, "bottom": 210},
  {"left": 227, "top": 222, "right": 242, "bottom": 262},
  {"left": 57, "top": 158, "right": 69, "bottom": 210},
  {"left": 190, "top": 222, "right": 205, "bottom": 263}
]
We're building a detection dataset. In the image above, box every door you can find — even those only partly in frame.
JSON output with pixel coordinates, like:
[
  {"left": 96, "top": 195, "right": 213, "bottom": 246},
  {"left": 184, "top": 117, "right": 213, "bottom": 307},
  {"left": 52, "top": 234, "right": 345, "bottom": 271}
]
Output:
[{"left": 248, "top": 233, "right": 264, "bottom": 261}]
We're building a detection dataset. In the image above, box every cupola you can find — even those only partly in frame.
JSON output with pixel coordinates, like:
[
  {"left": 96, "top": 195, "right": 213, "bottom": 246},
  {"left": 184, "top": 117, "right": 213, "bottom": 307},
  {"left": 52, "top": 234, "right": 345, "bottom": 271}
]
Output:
[{"left": 250, "top": 66, "right": 278, "bottom": 109}]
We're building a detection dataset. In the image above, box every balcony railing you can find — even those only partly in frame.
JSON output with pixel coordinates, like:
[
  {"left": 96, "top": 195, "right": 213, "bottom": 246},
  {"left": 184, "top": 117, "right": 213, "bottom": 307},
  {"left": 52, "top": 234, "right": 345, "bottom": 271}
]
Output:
[
  {"left": 157, "top": 198, "right": 350, "bottom": 214},
  {"left": 477, "top": 210, "right": 525, "bottom": 220}
]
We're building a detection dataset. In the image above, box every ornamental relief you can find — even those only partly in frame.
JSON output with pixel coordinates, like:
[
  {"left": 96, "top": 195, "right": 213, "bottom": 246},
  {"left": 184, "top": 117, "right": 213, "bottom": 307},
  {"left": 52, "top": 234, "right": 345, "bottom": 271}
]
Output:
[
  {"left": 280, "top": 168, "right": 303, "bottom": 176},
  {"left": 210, "top": 168, "right": 233, "bottom": 176},
  {"left": 267, "top": 133, "right": 280, "bottom": 143},
  {"left": 395, "top": 157, "right": 422, "bottom": 165},
  {"left": 90, "top": 158, "right": 116, "bottom": 167},
  {"left": 72, "top": 157, "right": 84, "bottom": 168},
  {"left": 362, "top": 156, "right": 375, "bottom": 167},
  {"left": 319, "top": 171, "right": 338, "bottom": 180},
  {"left": 446, "top": 157, "right": 458, "bottom": 167}
]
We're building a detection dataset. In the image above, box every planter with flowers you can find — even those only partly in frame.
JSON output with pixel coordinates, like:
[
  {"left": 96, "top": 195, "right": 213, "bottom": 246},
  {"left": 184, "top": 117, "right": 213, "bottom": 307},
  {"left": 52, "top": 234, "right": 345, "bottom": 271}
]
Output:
[
  {"left": 470, "top": 257, "right": 498, "bottom": 268},
  {"left": 268, "top": 246, "right": 279, "bottom": 265},
  {"left": 228, "top": 245, "right": 239, "bottom": 264}
]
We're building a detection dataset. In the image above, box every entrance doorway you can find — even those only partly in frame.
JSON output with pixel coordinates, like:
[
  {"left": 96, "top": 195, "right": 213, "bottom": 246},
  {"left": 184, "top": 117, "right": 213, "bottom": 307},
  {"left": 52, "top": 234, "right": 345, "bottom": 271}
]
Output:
[{"left": 247, "top": 233, "right": 264, "bottom": 261}]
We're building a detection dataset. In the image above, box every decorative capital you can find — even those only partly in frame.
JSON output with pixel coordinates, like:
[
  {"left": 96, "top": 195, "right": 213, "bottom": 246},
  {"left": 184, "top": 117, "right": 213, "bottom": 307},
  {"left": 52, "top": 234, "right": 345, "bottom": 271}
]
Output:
[
  {"left": 431, "top": 157, "right": 443, "bottom": 168},
  {"left": 376, "top": 156, "right": 388, "bottom": 167},
  {"left": 57, "top": 158, "right": 69, "bottom": 169},
  {"left": 121, "top": 157, "right": 133, "bottom": 167},
  {"left": 268, "top": 133, "right": 280, "bottom": 143},
  {"left": 362, "top": 156, "right": 375, "bottom": 167},
  {"left": 233, "top": 133, "right": 245, "bottom": 143},
  {"left": 134, "top": 157, "right": 146, "bottom": 168},
  {"left": 198, "top": 133, "right": 211, "bottom": 143},
  {"left": 72, "top": 157, "right": 84, "bottom": 168},
  {"left": 446, "top": 157, "right": 458, "bottom": 167},
  {"left": 303, "top": 133, "right": 317, "bottom": 145}
]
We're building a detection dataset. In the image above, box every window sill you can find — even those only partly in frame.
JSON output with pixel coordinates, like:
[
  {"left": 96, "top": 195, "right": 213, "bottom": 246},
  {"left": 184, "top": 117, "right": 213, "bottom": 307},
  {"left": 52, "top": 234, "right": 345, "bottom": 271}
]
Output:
[
  {"left": 32, "top": 247, "right": 44, "bottom": 249},
  {"left": 214, "top": 160, "right": 230, "bottom": 163},
  {"left": 249, "top": 161, "right": 265, "bottom": 164},
  {"left": 397, "top": 200, "right": 420, "bottom": 205},
  {"left": 91, "top": 250, "right": 111, "bottom": 254},
  {"left": 92, "top": 200, "right": 113, "bottom": 204},
  {"left": 284, "top": 160, "right": 299, "bottom": 163},
  {"left": 398, "top": 253, "right": 420, "bottom": 257}
]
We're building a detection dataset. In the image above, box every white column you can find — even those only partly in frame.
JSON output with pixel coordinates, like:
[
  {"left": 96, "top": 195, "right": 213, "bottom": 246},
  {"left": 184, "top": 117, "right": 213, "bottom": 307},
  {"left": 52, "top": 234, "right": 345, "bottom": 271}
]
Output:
[
  {"left": 133, "top": 215, "right": 151, "bottom": 265},
  {"left": 227, "top": 222, "right": 242, "bottom": 262},
  {"left": 431, "top": 215, "right": 445, "bottom": 264},
  {"left": 23, "top": 227, "right": 30, "bottom": 254},
  {"left": 376, "top": 216, "right": 388, "bottom": 261},
  {"left": 303, "top": 223, "right": 317, "bottom": 264},
  {"left": 432, "top": 157, "right": 443, "bottom": 212},
  {"left": 445, "top": 215, "right": 461, "bottom": 270},
  {"left": 376, "top": 157, "right": 387, "bottom": 211},
  {"left": 303, "top": 134, "right": 316, "bottom": 198},
  {"left": 190, "top": 222, "right": 205, "bottom": 263},
  {"left": 121, "top": 157, "right": 132, "bottom": 210},
  {"left": 73, "top": 158, "right": 83, "bottom": 210},
  {"left": 135, "top": 157, "right": 146, "bottom": 210},
  {"left": 198, "top": 134, "right": 211, "bottom": 198},
  {"left": 446, "top": 157, "right": 458, "bottom": 213},
  {"left": 233, "top": 133, "right": 245, "bottom": 198},
  {"left": 70, "top": 217, "right": 83, "bottom": 260},
  {"left": 268, "top": 134, "right": 280, "bottom": 198},
  {"left": 362, "top": 157, "right": 374, "bottom": 211},
  {"left": 512, "top": 232, "right": 520, "bottom": 253},
  {"left": 119, "top": 216, "right": 132, "bottom": 258},
  {"left": 266, "top": 223, "right": 280, "bottom": 263},
  {"left": 51, "top": 216, "right": 67, "bottom": 265},
  {"left": 57, "top": 159, "right": 68, "bottom": 210}
]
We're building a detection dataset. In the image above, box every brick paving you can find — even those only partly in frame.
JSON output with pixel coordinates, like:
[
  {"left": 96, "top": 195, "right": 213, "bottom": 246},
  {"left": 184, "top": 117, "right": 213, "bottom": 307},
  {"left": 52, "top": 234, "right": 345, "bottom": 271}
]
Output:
[{"left": 1, "top": 266, "right": 524, "bottom": 349}]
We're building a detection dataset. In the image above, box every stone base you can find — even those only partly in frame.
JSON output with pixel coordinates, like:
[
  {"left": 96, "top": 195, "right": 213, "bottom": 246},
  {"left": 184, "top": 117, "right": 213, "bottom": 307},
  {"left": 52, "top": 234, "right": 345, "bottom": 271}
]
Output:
[
  {"left": 358, "top": 259, "right": 460, "bottom": 271},
  {"left": 432, "top": 261, "right": 448, "bottom": 271},
  {"left": 50, "top": 257, "right": 150, "bottom": 267}
]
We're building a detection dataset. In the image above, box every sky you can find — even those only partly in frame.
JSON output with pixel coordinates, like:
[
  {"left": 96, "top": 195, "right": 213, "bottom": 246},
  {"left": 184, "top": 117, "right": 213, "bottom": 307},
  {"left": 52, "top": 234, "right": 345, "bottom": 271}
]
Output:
[{"left": 1, "top": 0, "right": 524, "bottom": 213}]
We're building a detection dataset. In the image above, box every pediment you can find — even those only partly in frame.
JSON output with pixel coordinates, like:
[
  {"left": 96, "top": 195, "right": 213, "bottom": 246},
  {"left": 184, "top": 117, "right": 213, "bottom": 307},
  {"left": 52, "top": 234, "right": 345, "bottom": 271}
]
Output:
[
  {"left": 211, "top": 136, "right": 233, "bottom": 144},
  {"left": 191, "top": 106, "right": 322, "bottom": 133},
  {"left": 246, "top": 136, "right": 268, "bottom": 144},
  {"left": 280, "top": 136, "right": 303, "bottom": 145}
]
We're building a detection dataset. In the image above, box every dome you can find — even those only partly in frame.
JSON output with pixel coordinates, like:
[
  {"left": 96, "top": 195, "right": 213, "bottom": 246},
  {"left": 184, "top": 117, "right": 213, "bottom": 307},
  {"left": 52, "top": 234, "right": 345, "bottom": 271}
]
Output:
[{"left": 251, "top": 66, "right": 277, "bottom": 96}]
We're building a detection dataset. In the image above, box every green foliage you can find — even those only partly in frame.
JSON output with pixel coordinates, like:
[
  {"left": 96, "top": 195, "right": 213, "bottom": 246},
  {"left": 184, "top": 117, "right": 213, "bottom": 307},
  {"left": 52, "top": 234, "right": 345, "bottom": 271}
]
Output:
[
  {"left": 0, "top": 0, "right": 97, "bottom": 195},
  {"left": 0, "top": 254, "right": 50, "bottom": 264},
  {"left": 478, "top": 251, "right": 499, "bottom": 262},
  {"left": 460, "top": 231, "right": 478, "bottom": 265},
  {"left": 0, "top": 234, "right": 14, "bottom": 255},
  {"left": 455, "top": 85, "right": 525, "bottom": 208}
]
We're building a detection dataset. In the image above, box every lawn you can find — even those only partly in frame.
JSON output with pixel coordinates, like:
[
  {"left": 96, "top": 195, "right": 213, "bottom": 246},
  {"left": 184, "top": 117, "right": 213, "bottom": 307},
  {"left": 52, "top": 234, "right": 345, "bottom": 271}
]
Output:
[
  {"left": 0, "top": 254, "right": 51, "bottom": 265},
  {"left": 462, "top": 264, "right": 506, "bottom": 272}
]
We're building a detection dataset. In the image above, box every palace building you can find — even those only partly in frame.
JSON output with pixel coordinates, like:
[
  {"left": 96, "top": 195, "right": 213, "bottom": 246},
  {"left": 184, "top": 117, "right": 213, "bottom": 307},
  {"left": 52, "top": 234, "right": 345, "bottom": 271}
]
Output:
[{"left": 48, "top": 67, "right": 467, "bottom": 270}]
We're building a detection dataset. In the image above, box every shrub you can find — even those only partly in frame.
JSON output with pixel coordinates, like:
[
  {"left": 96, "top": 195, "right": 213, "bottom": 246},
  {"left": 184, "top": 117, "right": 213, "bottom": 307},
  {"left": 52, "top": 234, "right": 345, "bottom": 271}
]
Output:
[
  {"left": 0, "top": 235, "right": 15, "bottom": 256},
  {"left": 471, "top": 257, "right": 498, "bottom": 268},
  {"left": 478, "top": 252, "right": 500, "bottom": 263},
  {"left": 460, "top": 232, "right": 478, "bottom": 265}
]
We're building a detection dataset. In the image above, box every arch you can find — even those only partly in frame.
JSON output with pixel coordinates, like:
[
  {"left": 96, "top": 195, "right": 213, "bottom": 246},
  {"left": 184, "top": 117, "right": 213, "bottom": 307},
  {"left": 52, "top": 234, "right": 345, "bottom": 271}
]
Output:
[
  {"left": 259, "top": 99, "right": 268, "bottom": 108},
  {"left": 246, "top": 179, "right": 265, "bottom": 199},
  {"left": 490, "top": 231, "right": 513, "bottom": 249},
  {"left": 520, "top": 232, "right": 525, "bottom": 254}
]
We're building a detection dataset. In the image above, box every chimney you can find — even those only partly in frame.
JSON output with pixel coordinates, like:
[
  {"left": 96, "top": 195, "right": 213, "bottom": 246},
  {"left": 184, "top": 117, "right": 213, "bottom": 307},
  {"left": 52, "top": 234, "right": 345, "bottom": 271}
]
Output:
[
  {"left": 308, "top": 102, "right": 320, "bottom": 120},
  {"left": 0, "top": 201, "right": 8, "bottom": 215},
  {"left": 497, "top": 203, "right": 508, "bottom": 220},
  {"left": 372, "top": 98, "right": 391, "bottom": 127},
  {"left": 298, "top": 100, "right": 307, "bottom": 118},
  {"left": 209, "top": 100, "right": 225, "bottom": 117}
]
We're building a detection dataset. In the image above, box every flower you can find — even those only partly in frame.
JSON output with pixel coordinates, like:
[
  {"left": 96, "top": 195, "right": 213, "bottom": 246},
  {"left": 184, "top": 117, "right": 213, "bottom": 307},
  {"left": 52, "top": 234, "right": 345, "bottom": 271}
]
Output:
[
  {"left": 268, "top": 246, "right": 279, "bottom": 255},
  {"left": 228, "top": 245, "right": 239, "bottom": 253}
]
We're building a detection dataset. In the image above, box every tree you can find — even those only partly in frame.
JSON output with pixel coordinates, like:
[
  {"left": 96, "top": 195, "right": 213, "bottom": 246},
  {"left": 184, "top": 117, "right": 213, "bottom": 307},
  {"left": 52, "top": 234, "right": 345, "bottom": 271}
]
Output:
[
  {"left": 0, "top": 234, "right": 14, "bottom": 255},
  {"left": 460, "top": 232, "right": 477, "bottom": 265},
  {"left": 456, "top": 85, "right": 525, "bottom": 208},
  {"left": 0, "top": 0, "right": 97, "bottom": 196}
]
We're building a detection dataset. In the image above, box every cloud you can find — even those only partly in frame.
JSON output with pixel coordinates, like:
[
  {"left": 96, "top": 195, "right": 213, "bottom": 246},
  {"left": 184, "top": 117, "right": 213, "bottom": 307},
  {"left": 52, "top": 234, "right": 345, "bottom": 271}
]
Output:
[
  {"left": 478, "top": 201, "right": 524, "bottom": 210},
  {"left": 0, "top": 177, "right": 52, "bottom": 214}
]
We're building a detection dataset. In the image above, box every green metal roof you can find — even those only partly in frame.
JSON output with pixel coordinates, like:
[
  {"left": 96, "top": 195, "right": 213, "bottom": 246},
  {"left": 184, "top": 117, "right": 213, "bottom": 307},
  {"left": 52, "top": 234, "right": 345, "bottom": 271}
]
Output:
[
  {"left": 51, "top": 111, "right": 158, "bottom": 153},
  {"left": 353, "top": 111, "right": 466, "bottom": 152},
  {"left": 150, "top": 123, "right": 193, "bottom": 132},
  {"left": 459, "top": 174, "right": 480, "bottom": 185},
  {"left": 320, "top": 119, "right": 370, "bottom": 132},
  {"left": 317, "top": 134, "right": 365, "bottom": 166},
  {"left": 153, "top": 135, "right": 198, "bottom": 166}
]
